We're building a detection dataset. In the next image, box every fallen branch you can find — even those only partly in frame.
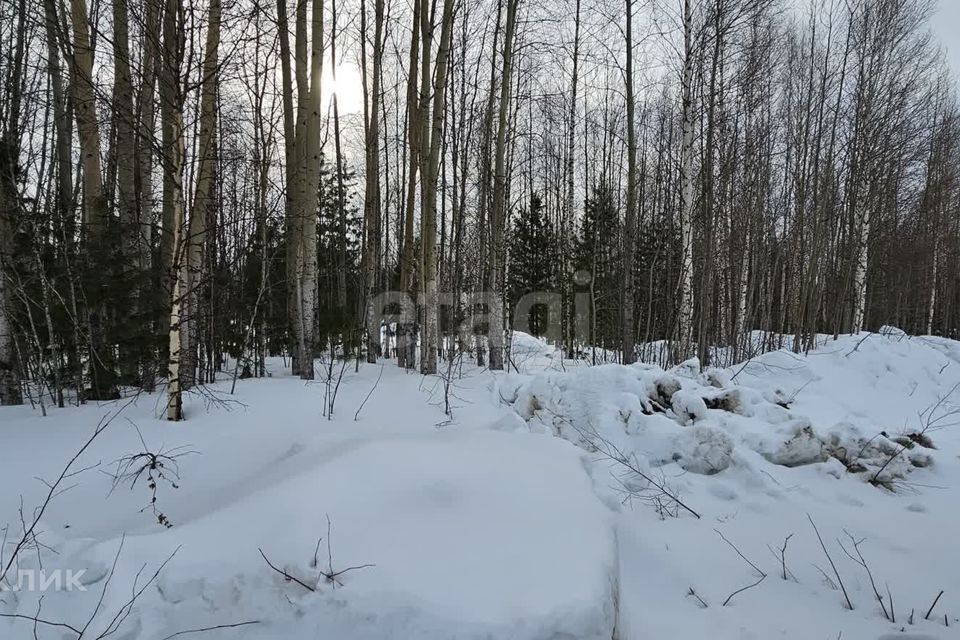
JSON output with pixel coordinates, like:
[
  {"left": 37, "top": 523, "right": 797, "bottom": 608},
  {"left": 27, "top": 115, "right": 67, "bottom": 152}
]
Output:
[
  {"left": 259, "top": 518, "right": 375, "bottom": 594},
  {"left": 722, "top": 574, "right": 766, "bottom": 607},
  {"left": 845, "top": 332, "right": 874, "bottom": 357},
  {"left": 554, "top": 413, "right": 700, "bottom": 519},
  {"left": 258, "top": 548, "right": 316, "bottom": 592},
  {"left": 160, "top": 620, "right": 262, "bottom": 640},
  {"left": 686, "top": 587, "right": 708, "bottom": 608},
  {"left": 0, "top": 612, "right": 81, "bottom": 635}
]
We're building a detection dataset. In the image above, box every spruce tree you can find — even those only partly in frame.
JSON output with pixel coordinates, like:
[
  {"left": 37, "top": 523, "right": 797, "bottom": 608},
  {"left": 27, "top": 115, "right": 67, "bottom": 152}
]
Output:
[
  {"left": 507, "top": 193, "right": 557, "bottom": 336},
  {"left": 575, "top": 184, "right": 622, "bottom": 351}
]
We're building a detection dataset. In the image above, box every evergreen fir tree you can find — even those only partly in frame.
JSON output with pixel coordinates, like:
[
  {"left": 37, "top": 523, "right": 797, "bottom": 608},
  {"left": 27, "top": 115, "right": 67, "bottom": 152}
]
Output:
[
  {"left": 574, "top": 184, "right": 621, "bottom": 351},
  {"left": 316, "top": 153, "right": 364, "bottom": 348},
  {"left": 508, "top": 193, "right": 557, "bottom": 336}
]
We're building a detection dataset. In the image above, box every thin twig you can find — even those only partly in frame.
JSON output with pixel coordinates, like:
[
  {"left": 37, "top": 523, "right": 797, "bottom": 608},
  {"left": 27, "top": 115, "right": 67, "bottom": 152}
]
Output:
[
  {"left": 838, "top": 530, "right": 888, "bottom": 620},
  {"left": 258, "top": 548, "right": 316, "bottom": 592},
  {"left": 686, "top": 587, "right": 708, "bottom": 608},
  {"left": 925, "top": 590, "right": 945, "bottom": 620},
  {"left": 715, "top": 529, "right": 766, "bottom": 577},
  {"left": 0, "top": 613, "right": 82, "bottom": 635},
  {"left": 808, "top": 514, "right": 853, "bottom": 610},
  {"left": 160, "top": 620, "right": 262, "bottom": 640},
  {"left": 779, "top": 533, "right": 793, "bottom": 580},
  {"left": 886, "top": 584, "right": 895, "bottom": 623},
  {"left": 354, "top": 364, "right": 385, "bottom": 421},
  {"left": 722, "top": 575, "right": 766, "bottom": 606}
]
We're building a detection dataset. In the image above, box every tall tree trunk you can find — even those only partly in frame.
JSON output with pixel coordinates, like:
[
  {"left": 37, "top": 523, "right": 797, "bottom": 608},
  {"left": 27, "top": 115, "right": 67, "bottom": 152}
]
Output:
[
  {"left": 183, "top": 0, "right": 222, "bottom": 389},
  {"left": 362, "top": 0, "right": 385, "bottom": 363},
  {"left": 293, "top": 0, "right": 323, "bottom": 379},
  {"left": 159, "top": 0, "right": 183, "bottom": 349},
  {"left": 563, "top": 0, "right": 580, "bottom": 358},
  {"left": 0, "top": 0, "right": 29, "bottom": 405},
  {"left": 331, "top": 0, "right": 348, "bottom": 313},
  {"left": 136, "top": 0, "right": 161, "bottom": 389},
  {"left": 397, "top": 0, "right": 422, "bottom": 369},
  {"left": 276, "top": 0, "right": 300, "bottom": 374},
  {"left": 419, "top": 0, "right": 455, "bottom": 375},
  {"left": 112, "top": 0, "right": 140, "bottom": 383},
  {"left": 622, "top": 0, "right": 638, "bottom": 364},
  {"left": 851, "top": 196, "right": 870, "bottom": 333},
  {"left": 72, "top": 0, "right": 116, "bottom": 398},
  {"left": 487, "top": 0, "right": 520, "bottom": 371},
  {"left": 45, "top": 0, "right": 73, "bottom": 240},
  {"left": 676, "top": 0, "right": 695, "bottom": 363},
  {"left": 162, "top": 0, "right": 187, "bottom": 420},
  {"left": 0, "top": 138, "right": 20, "bottom": 404}
]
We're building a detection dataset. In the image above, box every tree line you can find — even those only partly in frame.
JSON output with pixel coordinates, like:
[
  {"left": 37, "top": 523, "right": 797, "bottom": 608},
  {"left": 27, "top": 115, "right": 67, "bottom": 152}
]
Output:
[{"left": 0, "top": 0, "right": 957, "bottom": 417}]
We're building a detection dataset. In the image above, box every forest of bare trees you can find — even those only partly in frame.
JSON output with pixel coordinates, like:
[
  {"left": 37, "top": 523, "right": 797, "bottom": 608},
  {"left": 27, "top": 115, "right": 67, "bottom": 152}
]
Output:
[{"left": 1, "top": 0, "right": 958, "bottom": 417}]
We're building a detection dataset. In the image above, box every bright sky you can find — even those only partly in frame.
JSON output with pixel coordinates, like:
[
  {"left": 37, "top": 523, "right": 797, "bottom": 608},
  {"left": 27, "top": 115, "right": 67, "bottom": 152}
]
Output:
[
  {"left": 322, "top": 62, "right": 365, "bottom": 115},
  {"left": 931, "top": 0, "right": 960, "bottom": 82}
]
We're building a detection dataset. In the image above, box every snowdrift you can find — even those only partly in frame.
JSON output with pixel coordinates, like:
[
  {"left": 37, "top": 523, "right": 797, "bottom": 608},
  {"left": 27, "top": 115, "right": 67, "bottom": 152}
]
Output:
[
  {"left": 497, "top": 339, "right": 944, "bottom": 489},
  {"left": 496, "top": 331, "right": 960, "bottom": 638},
  {"left": 3, "top": 329, "right": 960, "bottom": 639}
]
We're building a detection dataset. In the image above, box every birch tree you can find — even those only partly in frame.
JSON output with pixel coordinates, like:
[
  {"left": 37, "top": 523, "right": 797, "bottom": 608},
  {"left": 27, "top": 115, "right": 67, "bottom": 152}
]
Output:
[
  {"left": 418, "top": 0, "right": 455, "bottom": 374},
  {"left": 163, "top": 0, "right": 187, "bottom": 420},
  {"left": 281, "top": 0, "right": 323, "bottom": 379},
  {"left": 676, "top": 0, "right": 696, "bottom": 362},
  {"left": 487, "top": 0, "right": 520, "bottom": 370},
  {"left": 183, "top": 0, "right": 222, "bottom": 388},
  {"left": 622, "top": 0, "right": 638, "bottom": 364},
  {"left": 362, "top": 0, "right": 386, "bottom": 363}
]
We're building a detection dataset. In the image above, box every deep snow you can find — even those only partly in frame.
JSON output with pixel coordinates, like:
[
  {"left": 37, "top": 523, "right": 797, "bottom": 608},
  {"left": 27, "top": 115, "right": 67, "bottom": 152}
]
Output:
[{"left": 2, "top": 330, "right": 959, "bottom": 639}]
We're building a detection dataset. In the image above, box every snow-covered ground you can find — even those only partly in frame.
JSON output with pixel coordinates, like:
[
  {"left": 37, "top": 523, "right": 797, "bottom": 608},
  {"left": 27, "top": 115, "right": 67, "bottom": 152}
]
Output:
[{"left": 2, "top": 330, "right": 959, "bottom": 639}]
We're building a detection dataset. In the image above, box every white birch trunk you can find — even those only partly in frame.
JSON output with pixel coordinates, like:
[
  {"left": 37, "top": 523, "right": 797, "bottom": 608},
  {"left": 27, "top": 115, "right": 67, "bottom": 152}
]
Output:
[
  {"left": 676, "top": 0, "right": 696, "bottom": 362},
  {"left": 851, "top": 205, "right": 870, "bottom": 334},
  {"left": 927, "top": 235, "right": 938, "bottom": 336},
  {"left": 418, "top": 0, "right": 454, "bottom": 375},
  {"left": 296, "top": 0, "right": 323, "bottom": 380},
  {"left": 166, "top": 134, "right": 186, "bottom": 421},
  {"left": 167, "top": 263, "right": 184, "bottom": 421},
  {"left": 735, "top": 228, "right": 750, "bottom": 358}
]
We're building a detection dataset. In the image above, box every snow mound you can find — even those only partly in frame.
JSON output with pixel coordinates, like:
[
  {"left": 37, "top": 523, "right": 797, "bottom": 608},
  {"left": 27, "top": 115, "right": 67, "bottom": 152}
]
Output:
[
  {"left": 496, "top": 331, "right": 960, "bottom": 638},
  {"left": 497, "top": 332, "right": 954, "bottom": 490},
  {"left": 508, "top": 331, "right": 564, "bottom": 373}
]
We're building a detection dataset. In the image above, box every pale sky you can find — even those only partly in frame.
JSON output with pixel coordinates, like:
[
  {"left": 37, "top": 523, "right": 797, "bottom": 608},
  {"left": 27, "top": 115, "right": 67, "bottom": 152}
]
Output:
[{"left": 931, "top": 0, "right": 960, "bottom": 81}]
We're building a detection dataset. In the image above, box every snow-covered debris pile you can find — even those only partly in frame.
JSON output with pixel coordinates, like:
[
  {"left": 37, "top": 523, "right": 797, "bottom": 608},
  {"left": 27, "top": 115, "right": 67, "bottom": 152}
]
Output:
[{"left": 496, "top": 332, "right": 956, "bottom": 490}]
